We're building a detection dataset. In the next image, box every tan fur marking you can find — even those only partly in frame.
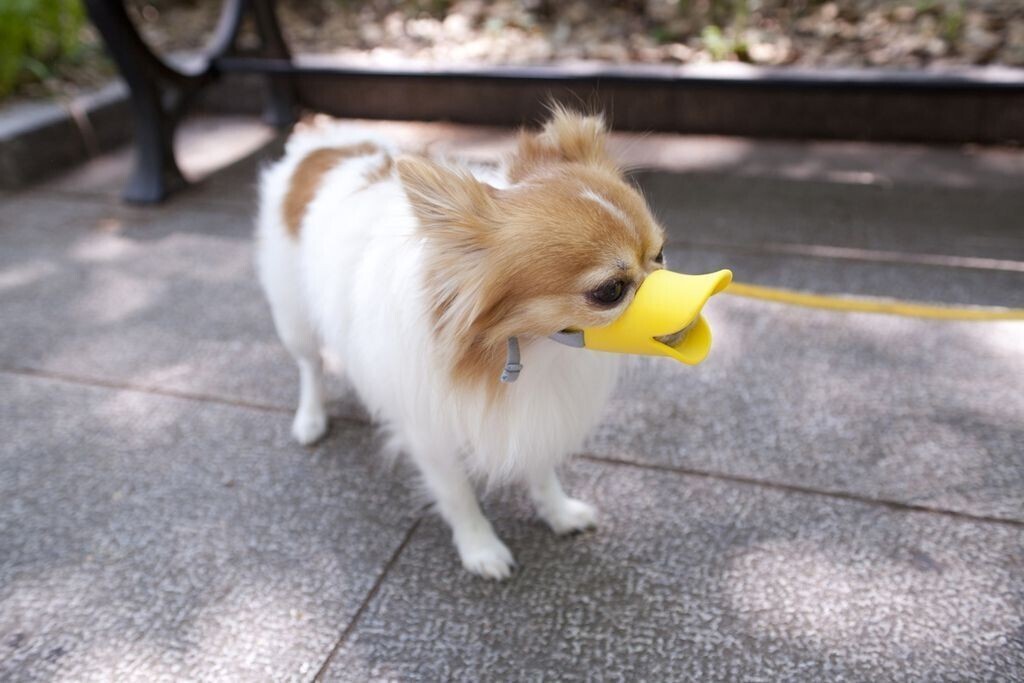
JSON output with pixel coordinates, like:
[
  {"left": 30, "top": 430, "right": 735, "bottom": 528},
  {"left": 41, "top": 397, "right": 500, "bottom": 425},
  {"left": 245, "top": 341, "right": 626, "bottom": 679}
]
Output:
[
  {"left": 283, "top": 142, "right": 378, "bottom": 237},
  {"left": 360, "top": 154, "right": 394, "bottom": 189}
]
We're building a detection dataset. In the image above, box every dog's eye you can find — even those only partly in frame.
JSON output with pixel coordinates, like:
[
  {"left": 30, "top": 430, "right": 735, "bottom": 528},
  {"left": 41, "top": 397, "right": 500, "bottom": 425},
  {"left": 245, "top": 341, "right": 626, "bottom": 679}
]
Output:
[
  {"left": 589, "top": 279, "right": 626, "bottom": 306},
  {"left": 653, "top": 248, "right": 665, "bottom": 264}
]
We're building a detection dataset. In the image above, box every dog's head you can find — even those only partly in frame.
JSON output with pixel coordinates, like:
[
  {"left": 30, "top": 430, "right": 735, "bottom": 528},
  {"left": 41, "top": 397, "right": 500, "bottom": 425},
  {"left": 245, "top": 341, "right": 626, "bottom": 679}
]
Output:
[{"left": 398, "top": 107, "right": 666, "bottom": 387}]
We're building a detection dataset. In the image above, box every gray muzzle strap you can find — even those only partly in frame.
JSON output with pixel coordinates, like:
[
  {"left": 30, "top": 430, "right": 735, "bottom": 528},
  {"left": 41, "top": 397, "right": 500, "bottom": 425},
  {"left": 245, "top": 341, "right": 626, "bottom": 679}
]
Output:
[
  {"left": 500, "top": 336, "right": 523, "bottom": 383},
  {"left": 548, "top": 330, "right": 585, "bottom": 348},
  {"left": 500, "top": 331, "right": 587, "bottom": 383}
]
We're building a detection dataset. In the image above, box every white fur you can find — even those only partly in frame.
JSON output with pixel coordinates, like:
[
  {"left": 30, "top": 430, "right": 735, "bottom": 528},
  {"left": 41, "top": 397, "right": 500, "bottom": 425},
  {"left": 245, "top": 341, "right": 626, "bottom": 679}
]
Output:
[
  {"left": 580, "top": 188, "right": 633, "bottom": 235},
  {"left": 256, "top": 125, "right": 621, "bottom": 579}
]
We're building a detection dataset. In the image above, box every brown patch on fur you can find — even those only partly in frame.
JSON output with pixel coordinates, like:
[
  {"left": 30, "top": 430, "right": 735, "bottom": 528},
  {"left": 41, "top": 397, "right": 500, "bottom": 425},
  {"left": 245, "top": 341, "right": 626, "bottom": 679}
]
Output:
[
  {"left": 360, "top": 154, "right": 394, "bottom": 189},
  {"left": 397, "top": 109, "right": 666, "bottom": 399},
  {"left": 283, "top": 142, "right": 378, "bottom": 237}
]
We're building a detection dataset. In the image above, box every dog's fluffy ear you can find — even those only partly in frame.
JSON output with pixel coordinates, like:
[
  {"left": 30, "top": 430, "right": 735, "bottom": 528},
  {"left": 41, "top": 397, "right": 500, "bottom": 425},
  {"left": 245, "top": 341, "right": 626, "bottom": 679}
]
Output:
[
  {"left": 510, "top": 105, "right": 615, "bottom": 181},
  {"left": 538, "top": 105, "right": 609, "bottom": 166},
  {"left": 397, "top": 156, "right": 498, "bottom": 348},
  {"left": 396, "top": 156, "right": 497, "bottom": 235}
]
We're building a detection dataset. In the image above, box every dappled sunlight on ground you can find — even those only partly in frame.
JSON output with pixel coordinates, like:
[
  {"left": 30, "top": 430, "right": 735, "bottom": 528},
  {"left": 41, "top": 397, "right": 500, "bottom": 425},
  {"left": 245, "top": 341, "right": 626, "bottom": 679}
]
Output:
[
  {"left": 0, "top": 260, "right": 57, "bottom": 292},
  {"left": 1, "top": 116, "right": 1022, "bottom": 679},
  {"left": 726, "top": 535, "right": 1021, "bottom": 669},
  {"left": 970, "top": 320, "right": 1024, "bottom": 367}
]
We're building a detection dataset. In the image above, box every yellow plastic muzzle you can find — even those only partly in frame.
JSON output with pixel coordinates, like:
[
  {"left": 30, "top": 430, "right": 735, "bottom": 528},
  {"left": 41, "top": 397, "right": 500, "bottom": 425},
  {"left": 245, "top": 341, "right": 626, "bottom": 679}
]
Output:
[{"left": 567, "top": 268, "right": 733, "bottom": 365}]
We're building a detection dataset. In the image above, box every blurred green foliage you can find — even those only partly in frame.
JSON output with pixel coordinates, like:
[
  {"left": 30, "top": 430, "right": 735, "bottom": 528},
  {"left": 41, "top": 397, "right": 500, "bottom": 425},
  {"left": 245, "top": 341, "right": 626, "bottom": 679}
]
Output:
[
  {"left": 701, "top": 24, "right": 751, "bottom": 61},
  {"left": 0, "top": 0, "right": 88, "bottom": 98}
]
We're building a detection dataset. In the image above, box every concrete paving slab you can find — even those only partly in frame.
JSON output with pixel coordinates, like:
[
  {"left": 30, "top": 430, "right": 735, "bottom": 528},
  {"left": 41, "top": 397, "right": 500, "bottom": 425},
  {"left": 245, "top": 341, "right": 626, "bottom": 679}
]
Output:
[
  {"left": 0, "top": 192, "right": 322, "bottom": 411},
  {"left": 645, "top": 171, "right": 1024, "bottom": 263},
  {"left": 588, "top": 295, "right": 1024, "bottom": 522},
  {"left": 4, "top": 118, "right": 1024, "bottom": 682},
  {"left": 669, "top": 244, "right": 1024, "bottom": 309},
  {"left": 0, "top": 373, "right": 416, "bottom": 682},
  {"left": 320, "top": 460, "right": 1024, "bottom": 681},
  {"left": 38, "top": 115, "right": 277, "bottom": 202},
  {"left": 257, "top": 119, "right": 1024, "bottom": 191},
  {"left": 2, "top": 177, "right": 1022, "bottom": 525},
  {"left": 4, "top": 122, "right": 1022, "bottom": 520}
]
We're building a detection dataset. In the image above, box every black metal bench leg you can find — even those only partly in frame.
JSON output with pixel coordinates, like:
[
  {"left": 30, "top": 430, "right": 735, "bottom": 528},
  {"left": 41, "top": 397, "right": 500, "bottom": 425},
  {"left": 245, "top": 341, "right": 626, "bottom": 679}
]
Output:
[
  {"left": 121, "top": 78, "right": 189, "bottom": 203},
  {"left": 85, "top": 0, "right": 296, "bottom": 203},
  {"left": 83, "top": 0, "right": 202, "bottom": 203},
  {"left": 251, "top": 0, "right": 297, "bottom": 128}
]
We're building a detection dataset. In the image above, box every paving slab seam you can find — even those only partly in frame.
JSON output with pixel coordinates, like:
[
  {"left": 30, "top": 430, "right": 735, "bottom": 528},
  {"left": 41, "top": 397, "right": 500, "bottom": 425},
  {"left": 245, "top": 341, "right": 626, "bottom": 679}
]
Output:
[
  {"left": 312, "top": 515, "right": 424, "bottom": 682},
  {"left": 7, "top": 365, "right": 1020, "bottom": 529},
  {"left": 669, "top": 238, "right": 1024, "bottom": 273},
  {"left": 0, "top": 365, "right": 294, "bottom": 415},
  {"left": 581, "top": 454, "right": 1024, "bottom": 529}
]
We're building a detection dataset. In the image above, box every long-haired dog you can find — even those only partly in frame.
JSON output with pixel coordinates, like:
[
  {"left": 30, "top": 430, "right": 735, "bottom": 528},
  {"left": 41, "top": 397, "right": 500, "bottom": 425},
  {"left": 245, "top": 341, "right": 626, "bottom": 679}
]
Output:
[{"left": 257, "top": 108, "right": 666, "bottom": 579}]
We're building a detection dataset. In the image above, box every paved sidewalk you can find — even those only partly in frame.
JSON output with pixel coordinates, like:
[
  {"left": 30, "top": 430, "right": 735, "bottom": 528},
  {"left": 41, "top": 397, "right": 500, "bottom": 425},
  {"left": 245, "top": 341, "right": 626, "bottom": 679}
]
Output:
[{"left": 1, "top": 118, "right": 1022, "bottom": 681}]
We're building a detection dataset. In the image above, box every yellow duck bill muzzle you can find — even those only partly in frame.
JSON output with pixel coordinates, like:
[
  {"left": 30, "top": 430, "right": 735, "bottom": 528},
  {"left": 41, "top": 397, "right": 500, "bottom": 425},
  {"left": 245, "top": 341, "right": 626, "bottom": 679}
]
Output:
[
  {"left": 500, "top": 269, "right": 733, "bottom": 383},
  {"left": 558, "top": 268, "right": 733, "bottom": 362}
]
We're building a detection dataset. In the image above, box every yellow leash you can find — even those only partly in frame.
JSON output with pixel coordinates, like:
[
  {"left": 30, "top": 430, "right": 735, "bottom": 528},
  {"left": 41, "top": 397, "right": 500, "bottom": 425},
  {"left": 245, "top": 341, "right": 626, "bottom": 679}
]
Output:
[{"left": 725, "top": 282, "right": 1024, "bottom": 321}]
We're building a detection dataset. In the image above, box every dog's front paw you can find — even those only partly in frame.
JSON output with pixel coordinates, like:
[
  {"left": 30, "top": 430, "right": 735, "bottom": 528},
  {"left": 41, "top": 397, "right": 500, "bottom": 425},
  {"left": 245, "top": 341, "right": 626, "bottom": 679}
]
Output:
[
  {"left": 456, "top": 533, "right": 516, "bottom": 580},
  {"left": 543, "top": 498, "right": 598, "bottom": 536},
  {"left": 291, "top": 409, "right": 328, "bottom": 446}
]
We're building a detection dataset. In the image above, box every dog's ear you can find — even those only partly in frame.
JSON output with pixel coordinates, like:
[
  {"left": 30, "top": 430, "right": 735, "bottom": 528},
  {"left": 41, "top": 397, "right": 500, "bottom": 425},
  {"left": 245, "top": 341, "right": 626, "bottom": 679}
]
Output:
[
  {"left": 396, "top": 156, "right": 497, "bottom": 235},
  {"left": 509, "top": 105, "right": 615, "bottom": 181},
  {"left": 538, "top": 105, "right": 610, "bottom": 166},
  {"left": 397, "top": 156, "right": 500, "bottom": 347}
]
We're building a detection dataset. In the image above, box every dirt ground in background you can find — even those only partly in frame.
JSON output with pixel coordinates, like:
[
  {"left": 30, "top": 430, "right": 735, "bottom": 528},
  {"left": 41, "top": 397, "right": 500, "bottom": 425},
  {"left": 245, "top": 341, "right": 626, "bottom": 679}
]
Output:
[
  {"left": 130, "top": 0, "right": 1024, "bottom": 69},
  {"left": 4, "top": 0, "right": 1022, "bottom": 106}
]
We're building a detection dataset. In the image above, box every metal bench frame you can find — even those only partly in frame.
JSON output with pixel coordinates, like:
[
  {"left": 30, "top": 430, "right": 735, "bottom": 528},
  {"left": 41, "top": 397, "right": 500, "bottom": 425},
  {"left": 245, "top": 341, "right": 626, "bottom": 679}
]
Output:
[{"left": 84, "top": 0, "right": 295, "bottom": 202}]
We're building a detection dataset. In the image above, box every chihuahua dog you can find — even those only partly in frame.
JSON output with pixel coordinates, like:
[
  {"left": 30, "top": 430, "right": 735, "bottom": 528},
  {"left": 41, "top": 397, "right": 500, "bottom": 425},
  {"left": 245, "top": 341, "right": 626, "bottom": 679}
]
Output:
[{"left": 256, "top": 108, "right": 666, "bottom": 579}]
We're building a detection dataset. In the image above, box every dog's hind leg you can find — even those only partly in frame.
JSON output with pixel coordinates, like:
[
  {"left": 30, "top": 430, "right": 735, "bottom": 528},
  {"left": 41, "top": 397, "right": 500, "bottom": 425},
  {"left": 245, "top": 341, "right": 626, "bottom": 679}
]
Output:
[
  {"left": 258, "top": 242, "right": 328, "bottom": 446},
  {"left": 288, "top": 344, "right": 328, "bottom": 446},
  {"left": 273, "top": 295, "right": 327, "bottom": 446},
  {"left": 274, "top": 311, "right": 328, "bottom": 446}
]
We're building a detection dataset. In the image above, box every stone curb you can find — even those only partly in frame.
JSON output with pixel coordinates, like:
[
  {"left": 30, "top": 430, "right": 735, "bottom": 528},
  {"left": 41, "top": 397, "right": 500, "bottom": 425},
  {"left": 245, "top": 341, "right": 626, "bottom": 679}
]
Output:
[{"left": 0, "top": 81, "right": 131, "bottom": 190}]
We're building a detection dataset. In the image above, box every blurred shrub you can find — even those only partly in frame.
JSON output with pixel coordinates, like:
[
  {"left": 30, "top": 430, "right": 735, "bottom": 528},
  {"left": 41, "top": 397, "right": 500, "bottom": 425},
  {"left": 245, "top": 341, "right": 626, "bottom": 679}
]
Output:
[{"left": 0, "top": 0, "right": 87, "bottom": 98}]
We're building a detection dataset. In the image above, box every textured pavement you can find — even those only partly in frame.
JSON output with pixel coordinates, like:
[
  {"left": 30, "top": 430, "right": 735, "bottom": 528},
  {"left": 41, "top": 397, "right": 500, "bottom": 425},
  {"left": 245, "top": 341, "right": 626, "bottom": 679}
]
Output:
[{"left": 1, "top": 118, "right": 1023, "bottom": 681}]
